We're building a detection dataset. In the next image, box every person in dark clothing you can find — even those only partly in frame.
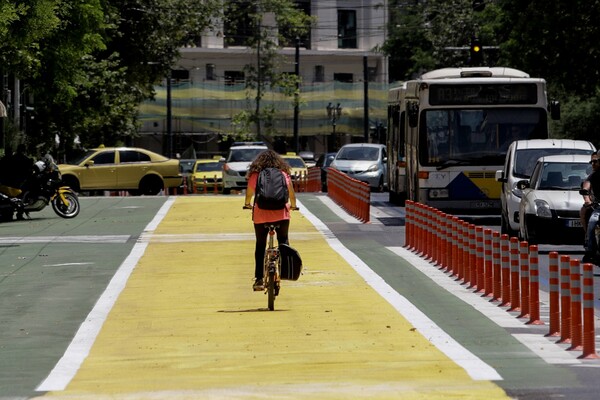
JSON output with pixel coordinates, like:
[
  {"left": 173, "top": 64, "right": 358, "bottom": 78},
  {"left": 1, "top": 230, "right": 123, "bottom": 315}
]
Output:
[
  {"left": 584, "top": 150, "right": 600, "bottom": 259},
  {"left": 4, "top": 144, "right": 34, "bottom": 188}
]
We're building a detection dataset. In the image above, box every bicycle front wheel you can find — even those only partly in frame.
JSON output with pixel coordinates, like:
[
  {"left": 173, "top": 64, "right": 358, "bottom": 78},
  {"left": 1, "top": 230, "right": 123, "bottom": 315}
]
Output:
[{"left": 267, "top": 268, "right": 276, "bottom": 311}]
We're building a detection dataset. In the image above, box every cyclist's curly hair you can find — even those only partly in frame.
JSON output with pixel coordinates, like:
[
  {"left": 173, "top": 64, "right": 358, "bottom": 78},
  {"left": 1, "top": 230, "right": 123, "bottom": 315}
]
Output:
[{"left": 248, "top": 149, "right": 291, "bottom": 175}]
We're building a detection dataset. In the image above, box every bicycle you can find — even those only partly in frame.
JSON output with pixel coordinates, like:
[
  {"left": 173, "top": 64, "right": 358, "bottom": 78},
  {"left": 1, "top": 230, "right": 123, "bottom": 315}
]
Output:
[
  {"left": 264, "top": 224, "right": 281, "bottom": 310},
  {"left": 243, "top": 204, "right": 299, "bottom": 311}
]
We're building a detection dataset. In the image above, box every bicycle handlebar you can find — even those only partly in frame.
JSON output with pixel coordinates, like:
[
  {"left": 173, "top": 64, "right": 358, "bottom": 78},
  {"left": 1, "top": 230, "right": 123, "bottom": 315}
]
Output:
[{"left": 242, "top": 204, "right": 300, "bottom": 211}]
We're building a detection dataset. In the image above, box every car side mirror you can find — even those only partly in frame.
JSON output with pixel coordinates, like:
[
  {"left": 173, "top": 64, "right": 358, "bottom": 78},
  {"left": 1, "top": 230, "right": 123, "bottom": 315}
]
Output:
[
  {"left": 495, "top": 170, "right": 506, "bottom": 183},
  {"left": 516, "top": 180, "right": 530, "bottom": 190},
  {"left": 84, "top": 160, "right": 95, "bottom": 168},
  {"left": 579, "top": 188, "right": 590, "bottom": 196}
]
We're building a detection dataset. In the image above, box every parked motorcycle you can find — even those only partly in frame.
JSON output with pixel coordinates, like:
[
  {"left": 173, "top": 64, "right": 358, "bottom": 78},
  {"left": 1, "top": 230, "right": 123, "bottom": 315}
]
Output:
[{"left": 0, "top": 154, "right": 80, "bottom": 220}]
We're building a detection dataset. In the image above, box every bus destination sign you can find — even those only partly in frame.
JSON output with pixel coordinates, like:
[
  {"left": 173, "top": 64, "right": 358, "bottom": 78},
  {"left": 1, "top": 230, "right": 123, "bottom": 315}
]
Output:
[{"left": 428, "top": 83, "right": 538, "bottom": 105}]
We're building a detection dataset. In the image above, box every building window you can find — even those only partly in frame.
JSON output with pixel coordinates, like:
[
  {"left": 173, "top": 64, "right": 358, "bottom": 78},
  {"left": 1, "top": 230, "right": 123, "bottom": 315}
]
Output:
[
  {"left": 206, "top": 64, "right": 216, "bottom": 81},
  {"left": 225, "top": 71, "right": 245, "bottom": 86},
  {"left": 224, "top": 1, "right": 255, "bottom": 47},
  {"left": 279, "top": 0, "right": 311, "bottom": 49},
  {"left": 338, "top": 10, "right": 357, "bottom": 49},
  {"left": 333, "top": 73, "right": 353, "bottom": 83},
  {"left": 314, "top": 65, "right": 324, "bottom": 82},
  {"left": 171, "top": 69, "right": 190, "bottom": 81}
]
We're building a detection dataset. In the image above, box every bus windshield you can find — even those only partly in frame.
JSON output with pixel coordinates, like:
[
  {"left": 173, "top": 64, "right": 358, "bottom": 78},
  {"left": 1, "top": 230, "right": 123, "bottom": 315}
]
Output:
[{"left": 420, "top": 108, "right": 547, "bottom": 167}]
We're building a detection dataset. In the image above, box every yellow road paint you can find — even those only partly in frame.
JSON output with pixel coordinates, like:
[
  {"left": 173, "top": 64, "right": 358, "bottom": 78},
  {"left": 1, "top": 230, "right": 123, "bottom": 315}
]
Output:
[{"left": 41, "top": 197, "right": 509, "bottom": 399}]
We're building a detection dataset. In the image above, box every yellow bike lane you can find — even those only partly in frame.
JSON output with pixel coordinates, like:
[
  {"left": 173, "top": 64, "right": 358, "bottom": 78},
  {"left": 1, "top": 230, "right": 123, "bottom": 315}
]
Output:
[{"left": 37, "top": 196, "right": 510, "bottom": 399}]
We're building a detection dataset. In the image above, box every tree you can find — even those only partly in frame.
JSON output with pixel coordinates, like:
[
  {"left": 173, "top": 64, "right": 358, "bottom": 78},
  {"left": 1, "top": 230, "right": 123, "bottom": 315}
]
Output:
[
  {"left": 4, "top": 0, "right": 221, "bottom": 158},
  {"left": 224, "top": 0, "right": 313, "bottom": 142}
]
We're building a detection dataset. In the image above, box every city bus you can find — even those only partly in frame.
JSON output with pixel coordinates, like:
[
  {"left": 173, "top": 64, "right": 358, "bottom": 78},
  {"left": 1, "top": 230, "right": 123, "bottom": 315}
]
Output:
[{"left": 387, "top": 67, "right": 560, "bottom": 215}]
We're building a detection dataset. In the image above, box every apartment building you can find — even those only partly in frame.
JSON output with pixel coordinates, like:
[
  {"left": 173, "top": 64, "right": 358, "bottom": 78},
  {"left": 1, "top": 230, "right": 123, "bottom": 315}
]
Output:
[{"left": 136, "top": 0, "right": 388, "bottom": 157}]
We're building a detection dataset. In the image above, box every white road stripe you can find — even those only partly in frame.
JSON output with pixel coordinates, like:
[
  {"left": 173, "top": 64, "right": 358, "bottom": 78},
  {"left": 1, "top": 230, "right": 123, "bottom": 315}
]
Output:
[
  {"left": 139, "top": 232, "right": 321, "bottom": 243},
  {"left": 0, "top": 235, "right": 130, "bottom": 244},
  {"left": 298, "top": 200, "right": 503, "bottom": 381},
  {"left": 387, "top": 246, "right": 581, "bottom": 365},
  {"left": 36, "top": 197, "right": 177, "bottom": 392}
]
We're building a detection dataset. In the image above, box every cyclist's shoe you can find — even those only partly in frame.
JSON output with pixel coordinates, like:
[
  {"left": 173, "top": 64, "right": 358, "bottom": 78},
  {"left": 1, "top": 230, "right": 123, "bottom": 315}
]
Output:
[{"left": 253, "top": 278, "right": 264, "bottom": 291}]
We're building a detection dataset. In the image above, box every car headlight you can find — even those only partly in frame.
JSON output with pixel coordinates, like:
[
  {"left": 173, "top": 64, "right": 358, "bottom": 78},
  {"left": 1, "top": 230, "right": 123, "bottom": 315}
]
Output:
[
  {"left": 533, "top": 199, "right": 552, "bottom": 219},
  {"left": 366, "top": 164, "right": 378, "bottom": 172},
  {"left": 429, "top": 188, "right": 449, "bottom": 199},
  {"left": 510, "top": 182, "right": 523, "bottom": 198}
]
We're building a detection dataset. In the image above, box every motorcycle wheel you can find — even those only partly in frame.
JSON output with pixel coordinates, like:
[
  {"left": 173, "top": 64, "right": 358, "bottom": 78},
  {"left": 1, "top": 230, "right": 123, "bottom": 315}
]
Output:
[{"left": 51, "top": 191, "right": 80, "bottom": 218}]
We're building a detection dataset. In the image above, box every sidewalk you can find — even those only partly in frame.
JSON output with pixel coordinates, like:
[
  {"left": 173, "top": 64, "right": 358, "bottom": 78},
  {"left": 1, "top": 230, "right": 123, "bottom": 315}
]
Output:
[{"left": 38, "top": 196, "right": 510, "bottom": 399}]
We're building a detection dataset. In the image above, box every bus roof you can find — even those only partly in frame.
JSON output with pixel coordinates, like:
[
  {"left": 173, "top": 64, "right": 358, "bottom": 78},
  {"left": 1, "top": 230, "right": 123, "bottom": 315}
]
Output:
[{"left": 420, "top": 67, "right": 529, "bottom": 80}]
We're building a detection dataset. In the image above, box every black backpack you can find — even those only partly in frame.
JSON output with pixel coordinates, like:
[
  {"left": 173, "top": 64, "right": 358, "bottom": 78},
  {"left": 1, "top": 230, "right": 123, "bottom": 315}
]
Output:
[{"left": 255, "top": 168, "right": 289, "bottom": 210}]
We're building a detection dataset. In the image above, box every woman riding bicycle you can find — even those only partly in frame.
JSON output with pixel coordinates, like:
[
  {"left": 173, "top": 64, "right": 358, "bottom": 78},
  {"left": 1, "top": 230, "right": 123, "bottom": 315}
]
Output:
[{"left": 244, "top": 150, "right": 298, "bottom": 291}]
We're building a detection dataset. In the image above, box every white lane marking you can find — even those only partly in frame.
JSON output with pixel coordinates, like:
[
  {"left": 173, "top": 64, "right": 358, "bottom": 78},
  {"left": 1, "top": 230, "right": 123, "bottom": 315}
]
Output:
[
  {"left": 139, "top": 232, "right": 321, "bottom": 243},
  {"left": 387, "top": 246, "right": 581, "bottom": 365},
  {"left": 0, "top": 235, "right": 130, "bottom": 244},
  {"left": 43, "top": 263, "right": 95, "bottom": 267},
  {"left": 297, "top": 200, "right": 502, "bottom": 381},
  {"left": 36, "top": 197, "right": 176, "bottom": 392},
  {"left": 513, "top": 334, "right": 580, "bottom": 365},
  {"left": 316, "top": 195, "right": 363, "bottom": 224}
]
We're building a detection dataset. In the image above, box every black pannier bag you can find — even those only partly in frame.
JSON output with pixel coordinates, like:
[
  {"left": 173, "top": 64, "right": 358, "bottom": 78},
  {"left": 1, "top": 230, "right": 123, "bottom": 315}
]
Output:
[{"left": 279, "top": 243, "right": 303, "bottom": 280}]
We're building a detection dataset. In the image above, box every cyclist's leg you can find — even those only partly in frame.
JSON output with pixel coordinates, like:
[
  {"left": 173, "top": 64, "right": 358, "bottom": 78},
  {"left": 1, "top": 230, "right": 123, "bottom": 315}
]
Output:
[
  {"left": 275, "top": 219, "right": 290, "bottom": 246},
  {"left": 585, "top": 210, "right": 600, "bottom": 254},
  {"left": 253, "top": 223, "right": 268, "bottom": 279}
]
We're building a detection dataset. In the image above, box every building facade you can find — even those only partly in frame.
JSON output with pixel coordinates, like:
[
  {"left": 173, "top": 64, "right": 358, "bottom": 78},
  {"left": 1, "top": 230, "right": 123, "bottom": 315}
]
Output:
[{"left": 136, "top": 0, "right": 389, "bottom": 158}]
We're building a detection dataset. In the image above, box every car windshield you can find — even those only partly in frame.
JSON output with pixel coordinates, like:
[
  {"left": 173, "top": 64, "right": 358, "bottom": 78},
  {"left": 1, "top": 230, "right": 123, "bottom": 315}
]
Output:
[
  {"left": 180, "top": 160, "right": 196, "bottom": 173},
  {"left": 68, "top": 150, "right": 98, "bottom": 165},
  {"left": 336, "top": 147, "right": 379, "bottom": 161},
  {"left": 285, "top": 158, "right": 306, "bottom": 168},
  {"left": 514, "top": 148, "right": 593, "bottom": 179},
  {"left": 535, "top": 162, "right": 591, "bottom": 190},
  {"left": 196, "top": 161, "right": 222, "bottom": 172},
  {"left": 227, "top": 148, "right": 265, "bottom": 162},
  {"left": 420, "top": 108, "right": 546, "bottom": 166}
]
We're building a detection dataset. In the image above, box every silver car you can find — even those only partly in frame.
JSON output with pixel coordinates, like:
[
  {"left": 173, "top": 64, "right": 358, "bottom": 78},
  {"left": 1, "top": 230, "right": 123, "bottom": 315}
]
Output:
[
  {"left": 518, "top": 154, "right": 592, "bottom": 244},
  {"left": 331, "top": 143, "right": 387, "bottom": 192},
  {"left": 221, "top": 142, "right": 268, "bottom": 194}
]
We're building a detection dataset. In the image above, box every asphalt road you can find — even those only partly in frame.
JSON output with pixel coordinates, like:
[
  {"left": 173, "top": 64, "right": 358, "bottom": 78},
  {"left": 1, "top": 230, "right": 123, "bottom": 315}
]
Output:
[{"left": 0, "top": 193, "right": 599, "bottom": 399}]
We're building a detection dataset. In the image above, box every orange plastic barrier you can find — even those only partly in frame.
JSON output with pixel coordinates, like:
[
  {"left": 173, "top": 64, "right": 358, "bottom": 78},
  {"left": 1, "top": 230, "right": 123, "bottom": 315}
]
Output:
[
  {"left": 326, "top": 168, "right": 370, "bottom": 223},
  {"left": 567, "top": 259, "right": 583, "bottom": 351},
  {"left": 305, "top": 167, "right": 321, "bottom": 192},
  {"left": 526, "top": 245, "right": 544, "bottom": 325},
  {"left": 546, "top": 252, "right": 560, "bottom": 336},
  {"left": 580, "top": 263, "right": 599, "bottom": 359},
  {"left": 404, "top": 204, "right": 597, "bottom": 359},
  {"left": 557, "top": 255, "right": 572, "bottom": 344},
  {"left": 499, "top": 234, "right": 511, "bottom": 307},
  {"left": 518, "top": 241, "right": 530, "bottom": 319}
]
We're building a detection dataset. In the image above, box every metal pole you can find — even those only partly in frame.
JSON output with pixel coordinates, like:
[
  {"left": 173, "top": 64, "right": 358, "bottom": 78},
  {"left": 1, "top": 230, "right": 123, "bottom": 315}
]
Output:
[
  {"left": 293, "top": 37, "right": 300, "bottom": 153},
  {"left": 363, "top": 55, "right": 369, "bottom": 142},
  {"left": 166, "top": 70, "right": 172, "bottom": 158}
]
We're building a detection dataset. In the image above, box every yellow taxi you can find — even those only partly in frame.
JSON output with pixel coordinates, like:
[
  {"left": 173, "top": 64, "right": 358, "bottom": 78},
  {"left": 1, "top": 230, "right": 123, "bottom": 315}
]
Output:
[
  {"left": 281, "top": 152, "right": 308, "bottom": 181},
  {"left": 190, "top": 157, "right": 224, "bottom": 192},
  {"left": 59, "top": 147, "right": 182, "bottom": 195}
]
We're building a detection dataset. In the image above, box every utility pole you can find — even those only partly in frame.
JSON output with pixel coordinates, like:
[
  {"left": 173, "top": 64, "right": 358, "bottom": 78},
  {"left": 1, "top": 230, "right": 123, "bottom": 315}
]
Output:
[
  {"left": 293, "top": 37, "right": 300, "bottom": 153},
  {"left": 363, "top": 56, "right": 369, "bottom": 142}
]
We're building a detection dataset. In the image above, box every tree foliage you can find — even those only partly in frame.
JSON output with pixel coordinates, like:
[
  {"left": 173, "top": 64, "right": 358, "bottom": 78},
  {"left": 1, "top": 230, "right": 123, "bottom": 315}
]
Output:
[
  {"left": 224, "top": 0, "right": 313, "bottom": 141},
  {"left": 1, "top": 0, "right": 220, "bottom": 158},
  {"left": 384, "top": 0, "right": 600, "bottom": 144}
]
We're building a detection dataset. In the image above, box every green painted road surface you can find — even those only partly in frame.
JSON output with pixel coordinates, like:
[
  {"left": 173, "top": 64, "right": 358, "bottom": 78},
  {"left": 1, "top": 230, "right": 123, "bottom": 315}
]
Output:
[{"left": 0, "top": 195, "right": 589, "bottom": 399}]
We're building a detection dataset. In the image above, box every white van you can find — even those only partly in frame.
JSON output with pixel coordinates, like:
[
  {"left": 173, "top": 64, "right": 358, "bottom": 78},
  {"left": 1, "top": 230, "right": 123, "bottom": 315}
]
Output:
[{"left": 495, "top": 139, "right": 596, "bottom": 236}]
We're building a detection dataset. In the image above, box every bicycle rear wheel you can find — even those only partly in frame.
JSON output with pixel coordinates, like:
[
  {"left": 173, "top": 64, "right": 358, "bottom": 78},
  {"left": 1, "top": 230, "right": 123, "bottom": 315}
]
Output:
[{"left": 267, "top": 268, "right": 276, "bottom": 311}]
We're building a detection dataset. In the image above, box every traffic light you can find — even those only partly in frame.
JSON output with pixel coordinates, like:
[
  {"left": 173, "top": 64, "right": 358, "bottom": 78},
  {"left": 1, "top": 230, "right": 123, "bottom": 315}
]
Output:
[
  {"left": 469, "top": 37, "right": 483, "bottom": 66},
  {"left": 472, "top": 0, "right": 485, "bottom": 11}
]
